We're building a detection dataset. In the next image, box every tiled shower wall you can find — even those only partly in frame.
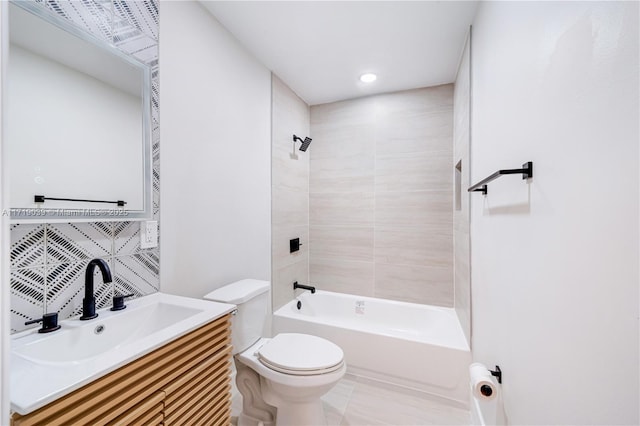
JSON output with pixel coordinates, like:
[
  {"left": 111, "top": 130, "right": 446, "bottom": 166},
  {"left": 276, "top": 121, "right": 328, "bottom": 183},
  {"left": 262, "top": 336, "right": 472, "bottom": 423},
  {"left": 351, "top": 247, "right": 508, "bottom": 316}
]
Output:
[
  {"left": 309, "top": 86, "right": 454, "bottom": 306},
  {"left": 271, "top": 75, "right": 310, "bottom": 310},
  {"left": 454, "top": 33, "right": 471, "bottom": 344},
  {"left": 10, "top": 0, "right": 159, "bottom": 333}
]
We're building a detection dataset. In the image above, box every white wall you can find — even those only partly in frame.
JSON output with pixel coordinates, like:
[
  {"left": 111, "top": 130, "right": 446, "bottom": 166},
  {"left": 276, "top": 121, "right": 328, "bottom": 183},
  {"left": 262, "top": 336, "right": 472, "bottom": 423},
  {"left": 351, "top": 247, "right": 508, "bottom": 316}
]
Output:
[
  {"left": 1, "top": 2, "right": 9, "bottom": 423},
  {"left": 470, "top": 2, "right": 639, "bottom": 424},
  {"left": 159, "top": 1, "right": 271, "bottom": 298},
  {"left": 8, "top": 45, "right": 143, "bottom": 210}
]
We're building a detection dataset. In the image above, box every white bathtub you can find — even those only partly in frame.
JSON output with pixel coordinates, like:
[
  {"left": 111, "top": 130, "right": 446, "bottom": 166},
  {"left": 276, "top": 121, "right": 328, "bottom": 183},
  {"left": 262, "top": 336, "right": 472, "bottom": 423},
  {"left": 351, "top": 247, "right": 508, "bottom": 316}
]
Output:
[{"left": 272, "top": 290, "right": 471, "bottom": 404}]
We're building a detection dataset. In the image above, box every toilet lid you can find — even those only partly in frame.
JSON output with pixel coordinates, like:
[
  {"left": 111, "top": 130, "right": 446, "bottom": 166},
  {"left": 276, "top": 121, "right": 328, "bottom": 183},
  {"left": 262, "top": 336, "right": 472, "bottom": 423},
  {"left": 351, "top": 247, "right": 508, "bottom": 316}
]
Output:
[{"left": 257, "top": 333, "right": 344, "bottom": 375}]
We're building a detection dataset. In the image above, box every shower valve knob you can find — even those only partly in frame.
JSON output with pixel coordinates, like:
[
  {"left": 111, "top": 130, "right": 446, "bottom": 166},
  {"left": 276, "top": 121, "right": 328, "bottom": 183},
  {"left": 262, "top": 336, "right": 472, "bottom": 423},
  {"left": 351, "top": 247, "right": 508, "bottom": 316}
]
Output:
[{"left": 290, "top": 238, "right": 301, "bottom": 253}]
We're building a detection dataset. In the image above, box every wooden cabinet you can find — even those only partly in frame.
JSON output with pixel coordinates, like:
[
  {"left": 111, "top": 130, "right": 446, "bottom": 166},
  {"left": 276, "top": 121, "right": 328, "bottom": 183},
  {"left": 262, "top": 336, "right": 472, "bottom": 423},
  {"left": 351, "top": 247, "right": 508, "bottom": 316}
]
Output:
[{"left": 11, "top": 314, "right": 232, "bottom": 426}]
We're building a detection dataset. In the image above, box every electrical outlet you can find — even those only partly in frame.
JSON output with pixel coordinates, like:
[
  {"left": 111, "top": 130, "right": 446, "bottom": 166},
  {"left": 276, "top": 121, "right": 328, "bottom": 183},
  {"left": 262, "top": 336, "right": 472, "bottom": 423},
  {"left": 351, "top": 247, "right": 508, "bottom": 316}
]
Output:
[{"left": 140, "top": 220, "right": 158, "bottom": 249}]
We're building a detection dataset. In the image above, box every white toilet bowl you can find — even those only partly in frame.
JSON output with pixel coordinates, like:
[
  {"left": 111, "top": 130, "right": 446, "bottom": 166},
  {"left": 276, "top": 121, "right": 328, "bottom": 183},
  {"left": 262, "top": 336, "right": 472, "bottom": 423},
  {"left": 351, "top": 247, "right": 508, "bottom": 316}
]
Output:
[
  {"left": 236, "top": 333, "right": 346, "bottom": 426},
  {"left": 204, "top": 280, "right": 346, "bottom": 426}
]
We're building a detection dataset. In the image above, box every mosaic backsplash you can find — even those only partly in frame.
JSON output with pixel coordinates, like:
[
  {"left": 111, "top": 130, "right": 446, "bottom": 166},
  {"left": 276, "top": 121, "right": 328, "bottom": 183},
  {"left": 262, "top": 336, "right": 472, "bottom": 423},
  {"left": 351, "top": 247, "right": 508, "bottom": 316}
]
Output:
[{"left": 10, "top": 0, "right": 159, "bottom": 333}]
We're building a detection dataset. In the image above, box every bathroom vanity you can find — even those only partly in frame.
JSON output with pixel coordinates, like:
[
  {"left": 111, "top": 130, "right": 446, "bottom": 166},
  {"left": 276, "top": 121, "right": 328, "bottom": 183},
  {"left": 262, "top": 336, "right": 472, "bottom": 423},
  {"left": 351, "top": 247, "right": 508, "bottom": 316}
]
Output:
[{"left": 10, "top": 295, "right": 234, "bottom": 426}]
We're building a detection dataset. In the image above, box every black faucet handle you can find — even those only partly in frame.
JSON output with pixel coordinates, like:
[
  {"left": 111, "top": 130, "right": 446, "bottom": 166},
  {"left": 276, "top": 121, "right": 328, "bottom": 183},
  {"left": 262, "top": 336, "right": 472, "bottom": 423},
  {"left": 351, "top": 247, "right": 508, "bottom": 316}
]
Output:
[
  {"left": 25, "top": 312, "right": 61, "bottom": 333},
  {"left": 111, "top": 293, "right": 135, "bottom": 311}
]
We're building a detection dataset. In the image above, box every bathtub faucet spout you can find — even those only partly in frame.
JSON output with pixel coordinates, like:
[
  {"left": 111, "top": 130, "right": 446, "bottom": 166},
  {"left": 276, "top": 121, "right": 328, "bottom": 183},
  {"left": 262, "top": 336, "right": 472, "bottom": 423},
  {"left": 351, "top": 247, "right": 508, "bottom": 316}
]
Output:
[{"left": 293, "top": 281, "right": 316, "bottom": 294}]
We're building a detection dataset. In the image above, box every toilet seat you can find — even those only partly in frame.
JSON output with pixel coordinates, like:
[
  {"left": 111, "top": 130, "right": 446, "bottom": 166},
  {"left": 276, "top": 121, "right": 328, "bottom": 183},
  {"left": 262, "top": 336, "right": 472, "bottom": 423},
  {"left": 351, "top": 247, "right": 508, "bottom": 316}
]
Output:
[{"left": 257, "top": 333, "right": 344, "bottom": 376}]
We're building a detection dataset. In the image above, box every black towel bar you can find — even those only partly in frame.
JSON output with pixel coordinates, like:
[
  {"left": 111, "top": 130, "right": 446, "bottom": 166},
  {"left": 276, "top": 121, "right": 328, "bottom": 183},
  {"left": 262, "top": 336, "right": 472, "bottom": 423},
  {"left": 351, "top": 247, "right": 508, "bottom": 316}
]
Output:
[
  {"left": 468, "top": 162, "right": 533, "bottom": 195},
  {"left": 34, "top": 195, "right": 126, "bottom": 207}
]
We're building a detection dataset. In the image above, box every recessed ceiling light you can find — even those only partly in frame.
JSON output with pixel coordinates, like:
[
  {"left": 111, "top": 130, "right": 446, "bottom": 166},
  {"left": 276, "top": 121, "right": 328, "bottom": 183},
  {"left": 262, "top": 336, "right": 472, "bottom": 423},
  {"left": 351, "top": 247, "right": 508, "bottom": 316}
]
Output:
[{"left": 360, "top": 73, "right": 377, "bottom": 83}]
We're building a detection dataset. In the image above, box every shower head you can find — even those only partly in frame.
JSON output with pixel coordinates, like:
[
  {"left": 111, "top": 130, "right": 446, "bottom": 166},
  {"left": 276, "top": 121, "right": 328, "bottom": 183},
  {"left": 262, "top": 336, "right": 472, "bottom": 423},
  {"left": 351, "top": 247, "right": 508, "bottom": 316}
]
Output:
[
  {"left": 293, "top": 135, "right": 313, "bottom": 152},
  {"left": 299, "top": 137, "right": 312, "bottom": 152}
]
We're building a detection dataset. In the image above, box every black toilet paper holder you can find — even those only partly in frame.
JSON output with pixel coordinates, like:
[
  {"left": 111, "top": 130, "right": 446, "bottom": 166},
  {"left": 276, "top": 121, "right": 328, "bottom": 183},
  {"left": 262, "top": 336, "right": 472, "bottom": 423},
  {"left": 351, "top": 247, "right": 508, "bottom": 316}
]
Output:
[{"left": 489, "top": 365, "right": 502, "bottom": 384}]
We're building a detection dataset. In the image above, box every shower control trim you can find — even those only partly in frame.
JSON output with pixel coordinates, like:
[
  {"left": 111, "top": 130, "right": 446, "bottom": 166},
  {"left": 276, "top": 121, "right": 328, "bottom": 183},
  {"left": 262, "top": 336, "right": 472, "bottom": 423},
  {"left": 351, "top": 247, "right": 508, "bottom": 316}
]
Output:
[{"left": 290, "top": 238, "right": 301, "bottom": 253}]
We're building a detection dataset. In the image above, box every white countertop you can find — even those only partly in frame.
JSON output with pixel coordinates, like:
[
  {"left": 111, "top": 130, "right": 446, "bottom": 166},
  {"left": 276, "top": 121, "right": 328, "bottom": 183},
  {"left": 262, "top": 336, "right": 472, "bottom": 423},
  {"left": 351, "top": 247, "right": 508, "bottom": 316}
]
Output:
[{"left": 10, "top": 292, "right": 235, "bottom": 415}]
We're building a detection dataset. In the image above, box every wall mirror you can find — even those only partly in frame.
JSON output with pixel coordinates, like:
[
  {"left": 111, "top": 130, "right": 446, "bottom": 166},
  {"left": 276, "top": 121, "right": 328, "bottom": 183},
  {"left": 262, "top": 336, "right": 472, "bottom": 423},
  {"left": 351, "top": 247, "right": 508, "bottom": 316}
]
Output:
[{"left": 7, "top": 1, "right": 152, "bottom": 222}]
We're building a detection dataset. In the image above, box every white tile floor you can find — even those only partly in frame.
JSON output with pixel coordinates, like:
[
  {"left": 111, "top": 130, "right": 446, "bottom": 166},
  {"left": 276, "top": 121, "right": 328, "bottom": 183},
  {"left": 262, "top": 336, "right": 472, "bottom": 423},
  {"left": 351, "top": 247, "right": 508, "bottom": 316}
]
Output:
[
  {"left": 323, "top": 374, "right": 470, "bottom": 426},
  {"left": 232, "top": 373, "right": 470, "bottom": 426}
]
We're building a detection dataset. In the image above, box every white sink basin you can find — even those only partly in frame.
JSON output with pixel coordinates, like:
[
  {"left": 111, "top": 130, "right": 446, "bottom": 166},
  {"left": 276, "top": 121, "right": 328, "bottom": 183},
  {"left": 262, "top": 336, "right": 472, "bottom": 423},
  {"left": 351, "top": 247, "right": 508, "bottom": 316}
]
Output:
[
  {"left": 14, "top": 302, "right": 203, "bottom": 364},
  {"left": 11, "top": 292, "right": 235, "bottom": 415}
]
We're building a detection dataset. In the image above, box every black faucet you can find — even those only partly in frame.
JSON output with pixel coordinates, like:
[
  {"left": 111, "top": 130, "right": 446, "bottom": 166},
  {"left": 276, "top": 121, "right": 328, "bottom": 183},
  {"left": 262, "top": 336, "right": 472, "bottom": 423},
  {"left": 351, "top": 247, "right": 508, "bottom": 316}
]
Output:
[
  {"left": 293, "top": 281, "right": 316, "bottom": 294},
  {"left": 80, "top": 258, "right": 112, "bottom": 320}
]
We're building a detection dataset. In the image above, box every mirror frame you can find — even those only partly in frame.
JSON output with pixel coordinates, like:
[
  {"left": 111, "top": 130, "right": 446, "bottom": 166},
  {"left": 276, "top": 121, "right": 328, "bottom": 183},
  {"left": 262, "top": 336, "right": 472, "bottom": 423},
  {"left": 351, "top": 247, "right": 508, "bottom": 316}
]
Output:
[{"left": 7, "top": 0, "right": 153, "bottom": 223}]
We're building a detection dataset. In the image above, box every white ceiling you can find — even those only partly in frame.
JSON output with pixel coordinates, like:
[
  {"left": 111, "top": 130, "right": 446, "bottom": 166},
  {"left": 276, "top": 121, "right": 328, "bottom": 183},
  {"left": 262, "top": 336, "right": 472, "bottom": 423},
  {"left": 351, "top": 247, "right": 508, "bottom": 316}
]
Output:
[{"left": 201, "top": 1, "right": 478, "bottom": 106}]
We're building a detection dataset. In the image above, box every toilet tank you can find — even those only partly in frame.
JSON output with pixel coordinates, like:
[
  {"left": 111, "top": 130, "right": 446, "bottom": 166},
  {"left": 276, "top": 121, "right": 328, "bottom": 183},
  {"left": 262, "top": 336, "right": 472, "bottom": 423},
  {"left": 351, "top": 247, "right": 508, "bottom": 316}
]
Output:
[{"left": 204, "top": 279, "right": 270, "bottom": 354}]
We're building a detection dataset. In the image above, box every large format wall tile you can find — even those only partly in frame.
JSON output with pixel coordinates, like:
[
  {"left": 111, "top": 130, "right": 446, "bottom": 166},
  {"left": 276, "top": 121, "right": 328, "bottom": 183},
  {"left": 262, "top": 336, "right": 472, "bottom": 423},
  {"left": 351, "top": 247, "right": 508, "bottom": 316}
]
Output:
[
  {"left": 310, "top": 124, "right": 376, "bottom": 160},
  {"left": 310, "top": 257, "right": 374, "bottom": 297},
  {"left": 376, "top": 151, "right": 452, "bottom": 193},
  {"left": 272, "top": 224, "right": 309, "bottom": 270},
  {"left": 310, "top": 192, "right": 375, "bottom": 227},
  {"left": 273, "top": 155, "right": 309, "bottom": 193},
  {"left": 375, "top": 226, "right": 453, "bottom": 267},
  {"left": 310, "top": 226, "right": 374, "bottom": 262},
  {"left": 311, "top": 97, "right": 378, "bottom": 134},
  {"left": 310, "top": 154, "right": 375, "bottom": 194},
  {"left": 375, "top": 85, "right": 453, "bottom": 115},
  {"left": 310, "top": 85, "right": 454, "bottom": 306},
  {"left": 272, "top": 75, "right": 310, "bottom": 310},
  {"left": 272, "top": 189, "right": 309, "bottom": 228},
  {"left": 453, "top": 34, "right": 472, "bottom": 344},
  {"left": 374, "top": 263, "right": 453, "bottom": 306},
  {"left": 9, "top": 0, "right": 160, "bottom": 333},
  {"left": 272, "top": 76, "right": 310, "bottom": 193},
  {"left": 273, "top": 256, "right": 309, "bottom": 310},
  {"left": 375, "top": 190, "right": 452, "bottom": 228}
]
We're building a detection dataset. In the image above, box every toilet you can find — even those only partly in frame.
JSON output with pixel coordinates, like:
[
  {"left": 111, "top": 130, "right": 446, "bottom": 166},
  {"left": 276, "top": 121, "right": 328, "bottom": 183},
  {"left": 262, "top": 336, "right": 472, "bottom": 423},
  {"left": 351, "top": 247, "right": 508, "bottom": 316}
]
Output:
[{"left": 204, "top": 279, "right": 346, "bottom": 426}]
